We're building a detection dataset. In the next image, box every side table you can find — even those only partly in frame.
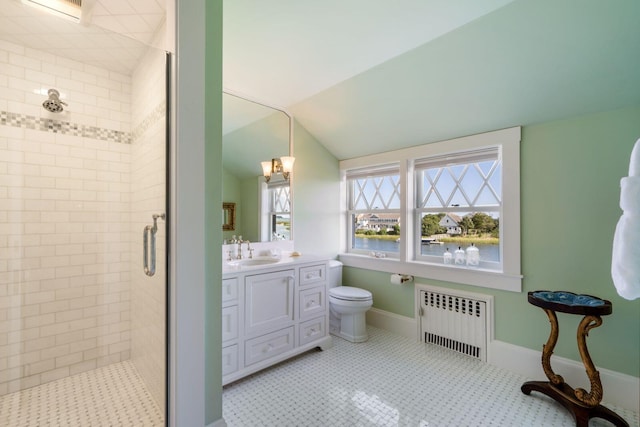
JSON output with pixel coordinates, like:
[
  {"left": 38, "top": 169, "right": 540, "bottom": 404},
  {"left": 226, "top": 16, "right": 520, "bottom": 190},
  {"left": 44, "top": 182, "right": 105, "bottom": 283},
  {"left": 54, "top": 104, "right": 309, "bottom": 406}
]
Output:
[{"left": 521, "top": 290, "right": 629, "bottom": 427}]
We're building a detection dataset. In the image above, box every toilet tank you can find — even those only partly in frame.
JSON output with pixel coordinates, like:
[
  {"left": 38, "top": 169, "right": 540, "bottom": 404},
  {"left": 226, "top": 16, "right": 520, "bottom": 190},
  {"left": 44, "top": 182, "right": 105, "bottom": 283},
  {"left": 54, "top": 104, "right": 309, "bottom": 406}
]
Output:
[{"left": 327, "top": 260, "right": 343, "bottom": 288}]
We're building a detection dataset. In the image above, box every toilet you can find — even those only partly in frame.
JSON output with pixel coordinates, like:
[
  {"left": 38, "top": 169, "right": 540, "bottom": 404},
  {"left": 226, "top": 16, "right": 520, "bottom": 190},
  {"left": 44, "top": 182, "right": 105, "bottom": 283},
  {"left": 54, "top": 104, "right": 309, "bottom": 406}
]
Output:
[{"left": 327, "top": 260, "right": 373, "bottom": 342}]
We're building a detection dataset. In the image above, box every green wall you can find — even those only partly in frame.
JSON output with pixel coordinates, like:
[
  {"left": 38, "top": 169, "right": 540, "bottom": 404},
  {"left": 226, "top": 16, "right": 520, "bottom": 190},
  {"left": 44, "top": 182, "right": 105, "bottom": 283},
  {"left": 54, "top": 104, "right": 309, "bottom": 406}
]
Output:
[
  {"left": 205, "top": 0, "right": 223, "bottom": 423},
  {"left": 342, "top": 106, "right": 640, "bottom": 377},
  {"left": 292, "top": 119, "right": 341, "bottom": 258},
  {"left": 239, "top": 177, "right": 260, "bottom": 242}
]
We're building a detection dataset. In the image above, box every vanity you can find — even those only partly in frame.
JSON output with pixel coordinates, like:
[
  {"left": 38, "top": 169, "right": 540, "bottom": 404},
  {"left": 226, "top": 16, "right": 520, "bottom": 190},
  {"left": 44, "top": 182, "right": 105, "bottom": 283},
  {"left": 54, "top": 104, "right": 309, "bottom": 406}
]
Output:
[{"left": 221, "top": 252, "right": 333, "bottom": 385}]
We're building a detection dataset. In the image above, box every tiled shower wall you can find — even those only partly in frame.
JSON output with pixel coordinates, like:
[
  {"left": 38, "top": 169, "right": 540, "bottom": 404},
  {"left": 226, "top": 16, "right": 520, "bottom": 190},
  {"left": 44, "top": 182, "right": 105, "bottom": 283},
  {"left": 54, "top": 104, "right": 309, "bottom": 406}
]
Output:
[{"left": 0, "top": 39, "right": 134, "bottom": 395}]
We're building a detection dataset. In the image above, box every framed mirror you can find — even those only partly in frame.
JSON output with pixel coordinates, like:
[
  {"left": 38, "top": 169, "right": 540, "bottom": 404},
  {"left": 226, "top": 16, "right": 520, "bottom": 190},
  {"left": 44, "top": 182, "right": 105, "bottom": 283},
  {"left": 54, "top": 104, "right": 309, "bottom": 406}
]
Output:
[
  {"left": 222, "top": 91, "right": 292, "bottom": 242},
  {"left": 222, "top": 202, "right": 236, "bottom": 231}
]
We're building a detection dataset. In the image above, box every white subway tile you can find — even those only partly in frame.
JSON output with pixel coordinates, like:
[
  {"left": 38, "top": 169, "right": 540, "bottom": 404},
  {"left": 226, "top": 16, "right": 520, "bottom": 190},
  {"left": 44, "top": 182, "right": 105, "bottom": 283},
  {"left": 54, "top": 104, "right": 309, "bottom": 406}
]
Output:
[
  {"left": 0, "top": 40, "right": 25, "bottom": 55},
  {"left": 24, "top": 291, "right": 55, "bottom": 306},
  {"left": 24, "top": 69, "right": 56, "bottom": 87},
  {"left": 24, "top": 152, "right": 55, "bottom": 166},
  {"left": 42, "top": 344, "right": 70, "bottom": 359},
  {"left": 69, "top": 359, "right": 96, "bottom": 376},
  {"left": 40, "top": 366, "right": 69, "bottom": 383},
  {"left": 40, "top": 144, "right": 70, "bottom": 158},
  {"left": 24, "top": 48, "right": 55, "bottom": 65},
  {"left": 39, "top": 278, "right": 69, "bottom": 292},
  {"left": 40, "top": 165, "right": 70, "bottom": 178},
  {"left": 69, "top": 337, "right": 96, "bottom": 354},
  {"left": 55, "top": 56, "right": 85, "bottom": 73},
  {"left": 55, "top": 351, "right": 83, "bottom": 368},
  {"left": 23, "top": 335, "right": 56, "bottom": 353},
  {"left": 40, "top": 189, "right": 70, "bottom": 200},
  {"left": 7, "top": 349, "right": 40, "bottom": 368},
  {"left": 2, "top": 63, "right": 25, "bottom": 80},
  {"left": 54, "top": 265, "right": 83, "bottom": 279},
  {"left": 40, "top": 300, "right": 69, "bottom": 315},
  {"left": 5, "top": 304, "right": 39, "bottom": 320},
  {"left": 24, "top": 358, "right": 54, "bottom": 376},
  {"left": 8, "top": 76, "right": 40, "bottom": 93},
  {"left": 55, "top": 287, "right": 84, "bottom": 301},
  {"left": 54, "top": 330, "right": 83, "bottom": 346}
]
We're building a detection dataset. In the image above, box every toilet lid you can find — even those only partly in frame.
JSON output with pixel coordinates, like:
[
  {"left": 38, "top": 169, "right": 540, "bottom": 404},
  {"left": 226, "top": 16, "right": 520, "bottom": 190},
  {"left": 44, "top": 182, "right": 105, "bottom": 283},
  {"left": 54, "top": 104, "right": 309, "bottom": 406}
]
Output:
[{"left": 329, "top": 286, "right": 372, "bottom": 301}]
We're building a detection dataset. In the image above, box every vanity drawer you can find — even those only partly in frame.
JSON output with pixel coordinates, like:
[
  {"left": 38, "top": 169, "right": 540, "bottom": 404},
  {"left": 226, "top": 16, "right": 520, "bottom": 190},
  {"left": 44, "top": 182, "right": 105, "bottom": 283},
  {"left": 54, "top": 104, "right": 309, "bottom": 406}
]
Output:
[
  {"left": 299, "top": 316, "right": 326, "bottom": 346},
  {"left": 299, "top": 264, "right": 326, "bottom": 286},
  {"left": 222, "top": 305, "right": 239, "bottom": 342},
  {"left": 298, "top": 285, "right": 326, "bottom": 320},
  {"left": 222, "top": 278, "right": 238, "bottom": 304},
  {"left": 222, "top": 344, "right": 238, "bottom": 376},
  {"left": 245, "top": 327, "right": 294, "bottom": 366}
]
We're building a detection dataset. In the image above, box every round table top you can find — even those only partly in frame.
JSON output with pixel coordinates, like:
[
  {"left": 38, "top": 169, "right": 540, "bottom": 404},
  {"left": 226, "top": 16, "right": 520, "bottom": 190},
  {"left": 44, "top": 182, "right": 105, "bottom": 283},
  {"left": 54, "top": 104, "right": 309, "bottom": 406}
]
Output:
[{"left": 528, "top": 291, "right": 612, "bottom": 316}]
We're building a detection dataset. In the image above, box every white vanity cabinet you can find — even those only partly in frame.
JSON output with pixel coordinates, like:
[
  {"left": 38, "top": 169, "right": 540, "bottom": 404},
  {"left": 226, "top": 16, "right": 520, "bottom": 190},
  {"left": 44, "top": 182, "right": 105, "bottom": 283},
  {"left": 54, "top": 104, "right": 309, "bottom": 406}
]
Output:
[{"left": 222, "top": 259, "right": 332, "bottom": 385}]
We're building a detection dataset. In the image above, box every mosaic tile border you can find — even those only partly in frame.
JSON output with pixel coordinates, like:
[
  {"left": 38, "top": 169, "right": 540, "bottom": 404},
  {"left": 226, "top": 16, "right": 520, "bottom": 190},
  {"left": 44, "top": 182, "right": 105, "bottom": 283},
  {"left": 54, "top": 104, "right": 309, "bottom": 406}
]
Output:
[
  {"left": 0, "top": 110, "right": 132, "bottom": 144},
  {"left": 132, "top": 101, "right": 167, "bottom": 142},
  {"left": 1, "top": 101, "right": 166, "bottom": 146}
]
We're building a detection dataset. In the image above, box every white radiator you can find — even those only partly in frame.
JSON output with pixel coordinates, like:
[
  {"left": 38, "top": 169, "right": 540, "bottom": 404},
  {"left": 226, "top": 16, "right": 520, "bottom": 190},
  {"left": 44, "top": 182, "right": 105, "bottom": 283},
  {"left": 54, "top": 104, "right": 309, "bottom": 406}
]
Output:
[{"left": 418, "top": 287, "right": 489, "bottom": 362}]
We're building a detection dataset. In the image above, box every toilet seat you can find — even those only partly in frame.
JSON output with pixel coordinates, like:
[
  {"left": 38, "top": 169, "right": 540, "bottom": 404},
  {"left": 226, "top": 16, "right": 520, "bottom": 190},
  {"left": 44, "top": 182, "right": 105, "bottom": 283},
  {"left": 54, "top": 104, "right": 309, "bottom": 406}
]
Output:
[{"left": 329, "top": 286, "right": 372, "bottom": 301}]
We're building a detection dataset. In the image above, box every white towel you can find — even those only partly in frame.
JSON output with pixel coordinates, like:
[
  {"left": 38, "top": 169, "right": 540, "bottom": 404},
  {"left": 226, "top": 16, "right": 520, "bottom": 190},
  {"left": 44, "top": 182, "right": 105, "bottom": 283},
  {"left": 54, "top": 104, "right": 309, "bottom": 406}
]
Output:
[{"left": 611, "top": 138, "right": 640, "bottom": 300}]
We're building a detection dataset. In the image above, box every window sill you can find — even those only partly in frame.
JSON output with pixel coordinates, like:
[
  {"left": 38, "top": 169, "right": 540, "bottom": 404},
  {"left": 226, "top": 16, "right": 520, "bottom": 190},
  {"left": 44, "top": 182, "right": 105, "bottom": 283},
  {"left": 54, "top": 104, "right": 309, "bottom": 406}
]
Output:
[{"left": 339, "top": 253, "right": 522, "bottom": 292}]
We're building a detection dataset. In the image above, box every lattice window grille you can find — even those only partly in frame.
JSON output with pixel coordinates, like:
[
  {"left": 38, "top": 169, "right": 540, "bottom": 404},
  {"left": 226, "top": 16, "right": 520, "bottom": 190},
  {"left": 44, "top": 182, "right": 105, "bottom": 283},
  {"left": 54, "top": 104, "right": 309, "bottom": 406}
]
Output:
[
  {"left": 418, "top": 158, "right": 502, "bottom": 210},
  {"left": 351, "top": 175, "right": 401, "bottom": 211},
  {"left": 270, "top": 185, "right": 290, "bottom": 213}
]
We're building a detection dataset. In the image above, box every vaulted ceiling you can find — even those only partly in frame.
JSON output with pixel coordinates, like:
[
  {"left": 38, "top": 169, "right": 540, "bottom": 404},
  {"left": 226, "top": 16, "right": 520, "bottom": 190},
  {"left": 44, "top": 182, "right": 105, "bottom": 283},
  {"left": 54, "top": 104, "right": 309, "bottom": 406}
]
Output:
[{"left": 224, "top": 0, "right": 640, "bottom": 160}]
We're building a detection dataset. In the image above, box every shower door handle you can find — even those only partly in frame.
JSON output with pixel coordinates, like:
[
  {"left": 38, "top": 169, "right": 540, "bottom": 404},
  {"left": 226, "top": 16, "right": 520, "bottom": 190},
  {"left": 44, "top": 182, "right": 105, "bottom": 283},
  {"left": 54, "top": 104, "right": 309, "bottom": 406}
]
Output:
[{"left": 143, "top": 213, "right": 165, "bottom": 277}]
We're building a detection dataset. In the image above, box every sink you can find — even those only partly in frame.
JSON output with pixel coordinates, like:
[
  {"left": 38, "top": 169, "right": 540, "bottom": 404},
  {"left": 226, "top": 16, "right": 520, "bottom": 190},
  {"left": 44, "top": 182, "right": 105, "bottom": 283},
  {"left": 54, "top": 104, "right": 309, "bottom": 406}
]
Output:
[{"left": 227, "top": 257, "right": 281, "bottom": 267}]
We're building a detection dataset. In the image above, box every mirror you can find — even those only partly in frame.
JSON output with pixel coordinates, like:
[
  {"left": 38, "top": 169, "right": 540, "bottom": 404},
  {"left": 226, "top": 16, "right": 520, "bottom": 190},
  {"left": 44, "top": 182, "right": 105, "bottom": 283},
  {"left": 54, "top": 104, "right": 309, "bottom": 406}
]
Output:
[
  {"left": 222, "top": 202, "right": 236, "bottom": 231},
  {"left": 222, "top": 92, "right": 291, "bottom": 242}
]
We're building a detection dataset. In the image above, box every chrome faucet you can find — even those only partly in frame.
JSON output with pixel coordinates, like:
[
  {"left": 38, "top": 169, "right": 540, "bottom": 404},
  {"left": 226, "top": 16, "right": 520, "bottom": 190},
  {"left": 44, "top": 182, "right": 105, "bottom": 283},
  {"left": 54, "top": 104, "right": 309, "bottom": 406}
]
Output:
[
  {"left": 236, "top": 240, "right": 252, "bottom": 259},
  {"left": 236, "top": 240, "right": 243, "bottom": 259}
]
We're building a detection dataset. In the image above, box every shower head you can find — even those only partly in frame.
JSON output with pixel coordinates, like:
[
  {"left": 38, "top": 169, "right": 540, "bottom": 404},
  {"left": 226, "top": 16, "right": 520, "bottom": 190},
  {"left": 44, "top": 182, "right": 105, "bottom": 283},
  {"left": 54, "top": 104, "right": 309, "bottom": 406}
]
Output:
[{"left": 42, "top": 89, "right": 67, "bottom": 113}]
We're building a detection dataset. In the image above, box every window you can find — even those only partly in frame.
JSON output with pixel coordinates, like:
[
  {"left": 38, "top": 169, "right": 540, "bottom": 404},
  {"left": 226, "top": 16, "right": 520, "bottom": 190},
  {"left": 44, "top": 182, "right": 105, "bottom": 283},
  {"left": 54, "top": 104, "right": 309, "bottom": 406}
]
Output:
[
  {"left": 415, "top": 148, "right": 502, "bottom": 270},
  {"left": 339, "top": 127, "right": 521, "bottom": 292},
  {"left": 346, "top": 165, "right": 401, "bottom": 257},
  {"left": 262, "top": 182, "right": 291, "bottom": 241}
]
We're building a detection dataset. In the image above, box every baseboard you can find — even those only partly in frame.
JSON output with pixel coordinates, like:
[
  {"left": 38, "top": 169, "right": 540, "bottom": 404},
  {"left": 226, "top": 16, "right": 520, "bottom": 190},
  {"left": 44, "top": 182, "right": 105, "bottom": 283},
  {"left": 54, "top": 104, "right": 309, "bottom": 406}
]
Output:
[
  {"left": 206, "top": 418, "right": 227, "bottom": 427},
  {"left": 366, "top": 307, "right": 417, "bottom": 340},
  {"left": 490, "top": 340, "right": 640, "bottom": 414},
  {"left": 366, "top": 308, "right": 639, "bottom": 413}
]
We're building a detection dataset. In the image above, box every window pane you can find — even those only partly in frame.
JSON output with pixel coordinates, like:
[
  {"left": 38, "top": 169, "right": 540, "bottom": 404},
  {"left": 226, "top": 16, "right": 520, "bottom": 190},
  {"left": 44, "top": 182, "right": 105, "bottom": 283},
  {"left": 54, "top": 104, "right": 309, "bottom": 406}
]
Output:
[
  {"left": 419, "top": 212, "right": 500, "bottom": 262},
  {"left": 272, "top": 213, "right": 290, "bottom": 240},
  {"left": 350, "top": 174, "right": 400, "bottom": 210},
  {"left": 352, "top": 213, "right": 400, "bottom": 254},
  {"left": 270, "top": 185, "right": 291, "bottom": 212},
  {"left": 417, "top": 158, "right": 501, "bottom": 209}
]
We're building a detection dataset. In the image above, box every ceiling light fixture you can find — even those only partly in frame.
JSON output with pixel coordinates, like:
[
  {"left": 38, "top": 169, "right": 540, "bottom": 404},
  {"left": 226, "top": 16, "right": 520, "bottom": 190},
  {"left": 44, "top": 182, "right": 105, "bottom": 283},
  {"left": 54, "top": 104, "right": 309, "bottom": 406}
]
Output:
[
  {"left": 261, "top": 157, "right": 295, "bottom": 183},
  {"left": 22, "top": 0, "right": 82, "bottom": 23}
]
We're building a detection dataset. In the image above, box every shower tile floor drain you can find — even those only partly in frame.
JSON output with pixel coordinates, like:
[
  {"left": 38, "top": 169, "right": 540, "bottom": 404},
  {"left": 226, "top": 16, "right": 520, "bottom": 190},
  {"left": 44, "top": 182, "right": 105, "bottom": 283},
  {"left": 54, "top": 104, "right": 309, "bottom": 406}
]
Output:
[
  {"left": 0, "top": 360, "right": 163, "bottom": 426},
  {"left": 223, "top": 326, "right": 639, "bottom": 427}
]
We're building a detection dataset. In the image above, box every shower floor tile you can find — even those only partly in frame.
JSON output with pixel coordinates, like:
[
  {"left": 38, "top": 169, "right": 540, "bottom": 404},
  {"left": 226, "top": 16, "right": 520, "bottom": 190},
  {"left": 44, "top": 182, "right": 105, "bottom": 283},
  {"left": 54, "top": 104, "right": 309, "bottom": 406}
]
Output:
[
  {"left": 223, "top": 326, "right": 639, "bottom": 427},
  {"left": 0, "top": 360, "right": 164, "bottom": 427}
]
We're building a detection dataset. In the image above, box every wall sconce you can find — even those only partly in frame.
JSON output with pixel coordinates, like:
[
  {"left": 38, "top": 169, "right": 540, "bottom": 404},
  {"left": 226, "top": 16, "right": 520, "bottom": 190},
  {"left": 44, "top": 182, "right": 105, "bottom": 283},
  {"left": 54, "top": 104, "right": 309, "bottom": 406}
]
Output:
[{"left": 261, "top": 156, "right": 295, "bottom": 183}]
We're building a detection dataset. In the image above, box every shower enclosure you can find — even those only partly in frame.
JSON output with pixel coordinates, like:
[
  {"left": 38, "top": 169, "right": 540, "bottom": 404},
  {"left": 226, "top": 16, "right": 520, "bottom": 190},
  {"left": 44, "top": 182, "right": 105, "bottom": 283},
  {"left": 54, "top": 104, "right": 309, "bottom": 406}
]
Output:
[{"left": 0, "top": 1, "right": 169, "bottom": 424}]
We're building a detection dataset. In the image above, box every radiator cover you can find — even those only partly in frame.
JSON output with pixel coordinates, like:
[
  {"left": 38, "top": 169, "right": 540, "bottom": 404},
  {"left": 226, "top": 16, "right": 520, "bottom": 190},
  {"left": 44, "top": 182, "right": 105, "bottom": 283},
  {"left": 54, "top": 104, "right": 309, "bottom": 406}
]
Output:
[{"left": 418, "top": 285, "right": 491, "bottom": 362}]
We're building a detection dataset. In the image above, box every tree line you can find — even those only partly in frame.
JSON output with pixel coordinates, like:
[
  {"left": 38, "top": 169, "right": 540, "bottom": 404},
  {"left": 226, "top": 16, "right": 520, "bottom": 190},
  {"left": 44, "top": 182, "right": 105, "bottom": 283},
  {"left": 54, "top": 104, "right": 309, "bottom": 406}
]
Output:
[{"left": 422, "top": 212, "right": 499, "bottom": 237}]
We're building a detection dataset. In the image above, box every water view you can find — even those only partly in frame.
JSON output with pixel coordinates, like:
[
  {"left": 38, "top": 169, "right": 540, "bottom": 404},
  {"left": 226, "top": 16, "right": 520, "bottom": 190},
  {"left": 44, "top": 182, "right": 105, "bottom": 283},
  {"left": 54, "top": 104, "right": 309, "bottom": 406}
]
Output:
[{"left": 354, "top": 237, "right": 500, "bottom": 262}]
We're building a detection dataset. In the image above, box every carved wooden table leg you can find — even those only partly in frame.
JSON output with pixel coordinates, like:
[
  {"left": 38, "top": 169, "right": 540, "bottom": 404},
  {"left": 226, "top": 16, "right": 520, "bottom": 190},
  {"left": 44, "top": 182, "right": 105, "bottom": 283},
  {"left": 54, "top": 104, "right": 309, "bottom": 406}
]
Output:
[{"left": 521, "top": 291, "right": 629, "bottom": 427}]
